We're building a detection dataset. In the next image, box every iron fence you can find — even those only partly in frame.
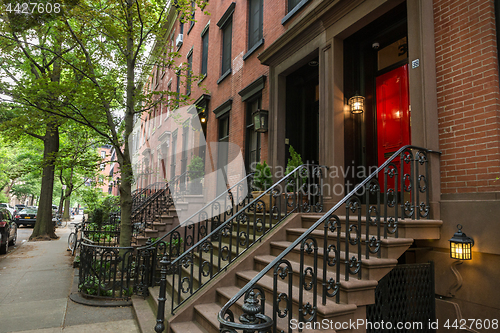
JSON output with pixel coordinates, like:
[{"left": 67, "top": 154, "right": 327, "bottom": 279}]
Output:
[
  {"left": 217, "top": 146, "right": 440, "bottom": 333},
  {"left": 166, "top": 164, "right": 327, "bottom": 314},
  {"left": 78, "top": 173, "right": 256, "bottom": 300}
]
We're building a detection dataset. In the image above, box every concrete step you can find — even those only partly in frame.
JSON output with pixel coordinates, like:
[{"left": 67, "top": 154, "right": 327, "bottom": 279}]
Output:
[
  {"left": 216, "top": 286, "right": 338, "bottom": 333},
  {"left": 193, "top": 303, "right": 222, "bottom": 333},
  {"left": 286, "top": 227, "right": 414, "bottom": 259},
  {"left": 270, "top": 241, "right": 398, "bottom": 281},
  {"left": 234, "top": 269, "right": 358, "bottom": 323},
  {"left": 301, "top": 214, "right": 442, "bottom": 240},
  {"left": 253, "top": 254, "right": 378, "bottom": 306},
  {"left": 170, "top": 321, "right": 208, "bottom": 333},
  {"left": 131, "top": 295, "right": 157, "bottom": 333}
]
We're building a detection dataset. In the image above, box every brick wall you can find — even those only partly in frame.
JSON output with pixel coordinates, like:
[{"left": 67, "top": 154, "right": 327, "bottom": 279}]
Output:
[{"left": 434, "top": 0, "right": 500, "bottom": 193}]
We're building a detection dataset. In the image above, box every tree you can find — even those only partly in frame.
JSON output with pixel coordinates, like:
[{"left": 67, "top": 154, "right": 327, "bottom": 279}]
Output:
[
  {"left": 0, "top": 0, "right": 207, "bottom": 245},
  {"left": 56, "top": 124, "right": 104, "bottom": 220},
  {"left": 0, "top": 10, "right": 81, "bottom": 238}
]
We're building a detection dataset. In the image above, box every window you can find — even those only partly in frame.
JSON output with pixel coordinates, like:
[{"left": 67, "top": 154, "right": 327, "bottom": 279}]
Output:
[
  {"left": 189, "top": 1, "right": 195, "bottom": 32},
  {"left": 283, "top": 0, "right": 310, "bottom": 24},
  {"left": 248, "top": 0, "right": 263, "bottom": 50},
  {"left": 221, "top": 19, "right": 232, "bottom": 77},
  {"left": 217, "top": 3, "right": 235, "bottom": 83},
  {"left": 176, "top": 71, "right": 181, "bottom": 107},
  {"left": 101, "top": 151, "right": 106, "bottom": 158},
  {"left": 171, "top": 131, "right": 178, "bottom": 178},
  {"left": 187, "top": 51, "right": 193, "bottom": 95},
  {"left": 245, "top": 96, "right": 261, "bottom": 171},
  {"left": 181, "top": 120, "right": 189, "bottom": 189},
  {"left": 217, "top": 115, "right": 230, "bottom": 194},
  {"left": 201, "top": 28, "right": 209, "bottom": 77},
  {"left": 288, "top": 0, "right": 301, "bottom": 12}
]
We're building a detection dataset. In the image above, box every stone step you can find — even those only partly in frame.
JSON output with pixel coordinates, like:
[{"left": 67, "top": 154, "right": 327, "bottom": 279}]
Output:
[
  {"left": 170, "top": 321, "right": 208, "bottom": 333},
  {"left": 253, "top": 254, "right": 378, "bottom": 306},
  {"left": 193, "top": 303, "right": 222, "bottom": 333},
  {"left": 234, "top": 269, "right": 358, "bottom": 323},
  {"left": 215, "top": 286, "right": 338, "bottom": 333},
  {"left": 270, "top": 241, "right": 398, "bottom": 281},
  {"left": 300, "top": 215, "right": 442, "bottom": 240},
  {"left": 286, "top": 227, "right": 413, "bottom": 259},
  {"left": 131, "top": 295, "right": 157, "bottom": 333}
]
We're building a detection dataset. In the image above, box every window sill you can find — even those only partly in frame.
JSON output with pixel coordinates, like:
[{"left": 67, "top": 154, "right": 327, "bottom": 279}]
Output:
[
  {"left": 217, "top": 69, "right": 232, "bottom": 85},
  {"left": 282, "top": 0, "right": 311, "bottom": 25},
  {"left": 198, "top": 74, "right": 207, "bottom": 85},
  {"left": 187, "top": 22, "right": 195, "bottom": 35},
  {"left": 243, "top": 38, "right": 265, "bottom": 61}
]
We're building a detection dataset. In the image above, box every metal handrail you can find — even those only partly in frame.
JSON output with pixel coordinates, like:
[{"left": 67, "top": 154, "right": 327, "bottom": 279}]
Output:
[
  {"left": 217, "top": 145, "right": 440, "bottom": 331},
  {"left": 166, "top": 163, "right": 327, "bottom": 313},
  {"left": 135, "top": 171, "right": 255, "bottom": 252},
  {"left": 78, "top": 172, "right": 257, "bottom": 301}
]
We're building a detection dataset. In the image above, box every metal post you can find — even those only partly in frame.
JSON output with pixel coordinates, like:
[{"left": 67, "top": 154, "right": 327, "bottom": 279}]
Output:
[{"left": 155, "top": 255, "right": 170, "bottom": 333}]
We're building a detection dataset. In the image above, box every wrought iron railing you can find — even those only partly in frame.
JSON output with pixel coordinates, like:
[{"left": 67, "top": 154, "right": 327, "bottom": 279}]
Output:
[
  {"left": 217, "top": 146, "right": 439, "bottom": 332},
  {"left": 78, "top": 172, "right": 255, "bottom": 300},
  {"left": 132, "top": 182, "right": 168, "bottom": 213},
  {"left": 164, "top": 164, "right": 327, "bottom": 314},
  {"left": 82, "top": 212, "right": 121, "bottom": 246},
  {"left": 131, "top": 185, "right": 174, "bottom": 240}
]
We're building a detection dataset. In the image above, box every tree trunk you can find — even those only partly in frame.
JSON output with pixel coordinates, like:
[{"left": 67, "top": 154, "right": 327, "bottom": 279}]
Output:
[
  {"left": 63, "top": 196, "right": 71, "bottom": 221},
  {"left": 31, "top": 121, "right": 59, "bottom": 239},
  {"left": 117, "top": 0, "right": 136, "bottom": 248}
]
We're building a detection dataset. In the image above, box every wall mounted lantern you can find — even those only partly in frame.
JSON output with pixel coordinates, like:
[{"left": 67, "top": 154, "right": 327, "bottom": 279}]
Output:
[
  {"left": 449, "top": 224, "right": 474, "bottom": 260},
  {"left": 199, "top": 109, "right": 207, "bottom": 123},
  {"left": 253, "top": 109, "right": 269, "bottom": 133},
  {"left": 348, "top": 94, "right": 365, "bottom": 114}
]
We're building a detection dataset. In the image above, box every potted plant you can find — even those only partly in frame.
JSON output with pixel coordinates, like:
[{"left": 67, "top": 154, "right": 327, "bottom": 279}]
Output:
[
  {"left": 285, "top": 146, "right": 308, "bottom": 204},
  {"left": 188, "top": 156, "right": 204, "bottom": 194},
  {"left": 252, "top": 160, "right": 273, "bottom": 211}
]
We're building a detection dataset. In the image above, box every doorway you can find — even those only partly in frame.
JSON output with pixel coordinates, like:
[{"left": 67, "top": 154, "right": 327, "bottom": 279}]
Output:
[
  {"left": 343, "top": 2, "right": 409, "bottom": 190},
  {"left": 285, "top": 58, "right": 319, "bottom": 165}
]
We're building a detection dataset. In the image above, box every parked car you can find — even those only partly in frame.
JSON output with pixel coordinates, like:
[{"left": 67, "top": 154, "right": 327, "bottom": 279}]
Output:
[
  {"left": 0, "top": 203, "right": 15, "bottom": 215},
  {"left": 14, "top": 208, "right": 37, "bottom": 227},
  {"left": 0, "top": 207, "right": 17, "bottom": 254},
  {"left": 14, "top": 204, "right": 26, "bottom": 215}
]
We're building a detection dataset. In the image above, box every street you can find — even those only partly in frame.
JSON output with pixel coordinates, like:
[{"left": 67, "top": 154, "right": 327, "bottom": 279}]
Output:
[{"left": 0, "top": 214, "right": 140, "bottom": 332}]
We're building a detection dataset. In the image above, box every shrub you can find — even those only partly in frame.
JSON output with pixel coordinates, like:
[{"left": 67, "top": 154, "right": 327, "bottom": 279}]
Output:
[{"left": 253, "top": 160, "right": 272, "bottom": 191}]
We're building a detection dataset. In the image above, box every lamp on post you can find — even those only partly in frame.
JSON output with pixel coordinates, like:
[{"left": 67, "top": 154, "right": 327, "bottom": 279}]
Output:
[
  {"left": 446, "top": 224, "right": 475, "bottom": 297},
  {"left": 253, "top": 109, "right": 269, "bottom": 133},
  {"left": 348, "top": 93, "right": 365, "bottom": 114}
]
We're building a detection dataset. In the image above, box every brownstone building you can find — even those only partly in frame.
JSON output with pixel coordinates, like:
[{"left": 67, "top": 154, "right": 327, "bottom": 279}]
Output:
[{"left": 135, "top": 0, "right": 500, "bottom": 331}]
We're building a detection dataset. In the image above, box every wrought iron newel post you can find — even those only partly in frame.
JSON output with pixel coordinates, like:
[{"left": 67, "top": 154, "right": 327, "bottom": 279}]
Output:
[{"left": 155, "top": 255, "right": 170, "bottom": 333}]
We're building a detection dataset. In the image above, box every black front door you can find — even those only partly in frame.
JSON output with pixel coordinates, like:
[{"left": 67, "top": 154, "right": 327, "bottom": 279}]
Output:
[{"left": 285, "top": 59, "right": 319, "bottom": 165}]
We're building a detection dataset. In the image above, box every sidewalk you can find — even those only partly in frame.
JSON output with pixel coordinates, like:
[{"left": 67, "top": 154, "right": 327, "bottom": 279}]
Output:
[{"left": 0, "top": 216, "right": 140, "bottom": 333}]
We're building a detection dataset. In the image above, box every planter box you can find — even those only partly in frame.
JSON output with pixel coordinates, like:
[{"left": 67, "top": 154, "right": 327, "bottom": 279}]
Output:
[{"left": 252, "top": 191, "right": 271, "bottom": 212}]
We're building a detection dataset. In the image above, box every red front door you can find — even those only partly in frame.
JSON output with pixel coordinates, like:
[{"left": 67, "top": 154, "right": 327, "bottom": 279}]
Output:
[{"left": 376, "top": 64, "right": 410, "bottom": 187}]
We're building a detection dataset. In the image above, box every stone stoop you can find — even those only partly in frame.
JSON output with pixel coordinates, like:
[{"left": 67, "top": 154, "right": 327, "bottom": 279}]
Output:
[{"left": 136, "top": 212, "right": 442, "bottom": 333}]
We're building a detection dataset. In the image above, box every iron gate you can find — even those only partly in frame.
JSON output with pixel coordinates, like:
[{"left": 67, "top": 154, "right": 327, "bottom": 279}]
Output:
[{"left": 366, "top": 262, "right": 436, "bottom": 333}]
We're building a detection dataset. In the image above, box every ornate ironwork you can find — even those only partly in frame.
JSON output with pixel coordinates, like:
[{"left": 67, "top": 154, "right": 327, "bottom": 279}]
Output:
[
  {"left": 366, "top": 262, "right": 436, "bottom": 333},
  {"left": 154, "top": 256, "right": 170, "bottom": 333},
  {"left": 217, "top": 145, "right": 439, "bottom": 333},
  {"left": 168, "top": 164, "right": 326, "bottom": 315}
]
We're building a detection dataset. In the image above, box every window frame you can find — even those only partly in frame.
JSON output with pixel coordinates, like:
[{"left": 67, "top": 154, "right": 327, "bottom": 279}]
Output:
[
  {"left": 282, "top": 0, "right": 311, "bottom": 25},
  {"left": 201, "top": 26, "right": 209, "bottom": 78},
  {"left": 186, "top": 48, "right": 193, "bottom": 95},
  {"left": 246, "top": 0, "right": 264, "bottom": 59},
  {"left": 217, "top": 3, "right": 235, "bottom": 84},
  {"left": 245, "top": 94, "right": 262, "bottom": 171}
]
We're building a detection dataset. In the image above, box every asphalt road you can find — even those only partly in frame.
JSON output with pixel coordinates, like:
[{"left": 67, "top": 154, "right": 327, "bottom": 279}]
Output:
[{"left": 3, "top": 225, "right": 32, "bottom": 256}]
